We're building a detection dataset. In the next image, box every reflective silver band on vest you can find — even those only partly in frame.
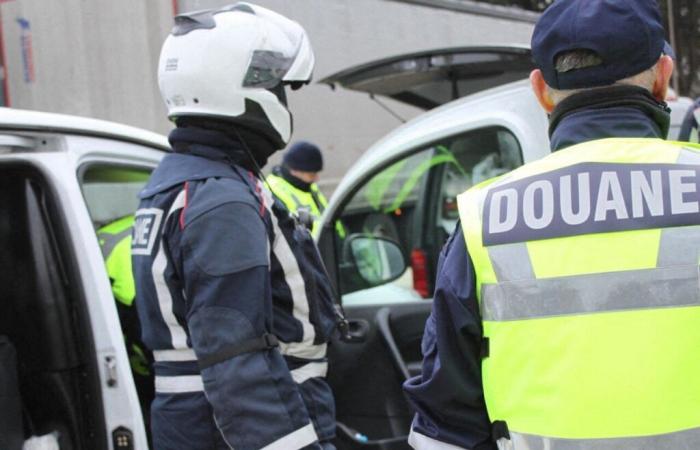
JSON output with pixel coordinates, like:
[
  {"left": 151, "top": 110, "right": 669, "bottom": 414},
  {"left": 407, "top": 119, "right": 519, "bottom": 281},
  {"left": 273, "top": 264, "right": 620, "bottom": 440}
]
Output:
[
  {"left": 488, "top": 243, "right": 534, "bottom": 282},
  {"left": 487, "top": 225, "right": 700, "bottom": 285},
  {"left": 657, "top": 226, "right": 700, "bottom": 267},
  {"left": 677, "top": 147, "right": 700, "bottom": 165},
  {"left": 289, "top": 191, "right": 304, "bottom": 209},
  {"left": 481, "top": 265, "right": 700, "bottom": 322},
  {"left": 506, "top": 427, "right": 700, "bottom": 450},
  {"left": 98, "top": 227, "right": 132, "bottom": 260}
]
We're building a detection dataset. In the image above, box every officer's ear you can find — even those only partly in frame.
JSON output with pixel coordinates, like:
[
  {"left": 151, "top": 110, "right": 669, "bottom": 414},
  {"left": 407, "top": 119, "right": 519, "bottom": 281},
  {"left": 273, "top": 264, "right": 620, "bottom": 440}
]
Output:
[
  {"left": 651, "top": 55, "right": 674, "bottom": 103},
  {"left": 530, "top": 69, "right": 555, "bottom": 113}
]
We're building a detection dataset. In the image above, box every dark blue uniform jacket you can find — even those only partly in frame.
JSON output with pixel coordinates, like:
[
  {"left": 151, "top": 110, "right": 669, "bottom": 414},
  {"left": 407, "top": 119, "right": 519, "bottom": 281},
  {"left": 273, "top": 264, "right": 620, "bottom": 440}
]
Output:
[{"left": 132, "top": 127, "right": 337, "bottom": 450}]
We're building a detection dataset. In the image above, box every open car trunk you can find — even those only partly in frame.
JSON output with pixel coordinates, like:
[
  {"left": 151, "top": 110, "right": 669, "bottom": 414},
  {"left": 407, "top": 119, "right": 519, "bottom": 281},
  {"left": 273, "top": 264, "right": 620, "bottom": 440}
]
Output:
[{"left": 320, "top": 46, "right": 534, "bottom": 110}]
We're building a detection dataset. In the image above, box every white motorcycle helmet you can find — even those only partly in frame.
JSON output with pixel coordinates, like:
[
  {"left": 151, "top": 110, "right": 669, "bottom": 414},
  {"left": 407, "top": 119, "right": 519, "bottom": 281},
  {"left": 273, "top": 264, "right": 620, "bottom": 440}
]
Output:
[{"left": 158, "top": 3, "right": 314, "bottom": 148}]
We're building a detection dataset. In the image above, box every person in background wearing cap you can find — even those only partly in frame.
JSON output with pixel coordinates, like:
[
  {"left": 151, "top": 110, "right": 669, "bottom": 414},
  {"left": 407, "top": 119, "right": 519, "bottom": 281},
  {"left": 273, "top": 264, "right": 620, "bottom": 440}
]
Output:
[
  {"left": 403, "top": 0, "right": 700, "bottom": 449},
  {"left": 267, "top": 141, "right": 345, "bottom": 237}
]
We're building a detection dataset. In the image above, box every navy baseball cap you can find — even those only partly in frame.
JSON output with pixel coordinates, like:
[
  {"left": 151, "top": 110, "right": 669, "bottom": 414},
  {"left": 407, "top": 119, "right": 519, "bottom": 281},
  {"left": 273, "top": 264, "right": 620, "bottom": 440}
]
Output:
[
  {"left": 283, "top": 141, "right": 323, "bottom": 172},
  {"left": 532, "top": 0, "right": 674, "bottom": 90}
]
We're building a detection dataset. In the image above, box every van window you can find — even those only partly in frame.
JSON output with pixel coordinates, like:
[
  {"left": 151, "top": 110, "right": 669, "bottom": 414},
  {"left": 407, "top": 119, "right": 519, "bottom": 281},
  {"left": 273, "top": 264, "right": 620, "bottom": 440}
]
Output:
[
  {"left": 436, "top": 128, "right": 522, "bottom": 235},
  {"left": 80, "top": 165, "right": 151, "bottom": 228},
  {"left": 338, "top": 127, "right": 522, "bottom": 305}
]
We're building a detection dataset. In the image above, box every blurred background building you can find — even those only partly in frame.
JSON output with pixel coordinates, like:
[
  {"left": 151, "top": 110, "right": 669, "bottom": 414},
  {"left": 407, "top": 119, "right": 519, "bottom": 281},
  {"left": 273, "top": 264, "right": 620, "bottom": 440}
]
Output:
[
  {"left": 473, "top": 0, "right": 699, "bottom": 98},
  {"left": 0, "top": 0, "right": 695, "bottom": 194}
]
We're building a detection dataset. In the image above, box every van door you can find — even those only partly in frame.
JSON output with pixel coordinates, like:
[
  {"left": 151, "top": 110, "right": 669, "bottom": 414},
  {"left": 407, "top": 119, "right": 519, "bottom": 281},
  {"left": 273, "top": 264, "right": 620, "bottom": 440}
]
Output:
[
  {"left": 0, "top": 161, "right": 108, "bottom": 449},
  {"left": 320, "top": 126, "right": 524, "bottom": 450},
  {"left": 78, "top": 161, "right": 157, "bottom": 432}
]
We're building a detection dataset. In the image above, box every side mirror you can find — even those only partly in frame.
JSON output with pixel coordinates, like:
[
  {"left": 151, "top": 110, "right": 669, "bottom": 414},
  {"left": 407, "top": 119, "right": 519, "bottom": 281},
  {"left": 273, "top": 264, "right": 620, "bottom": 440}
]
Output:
[{"left": 347, "top": 234, "right": 407, "bottom": 288}]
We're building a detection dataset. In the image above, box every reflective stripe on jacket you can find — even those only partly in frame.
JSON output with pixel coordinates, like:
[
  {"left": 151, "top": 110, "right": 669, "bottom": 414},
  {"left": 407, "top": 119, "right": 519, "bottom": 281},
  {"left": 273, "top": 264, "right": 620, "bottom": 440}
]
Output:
[{"left": 458, "top": 138, "right": 700, "bottom": 448}]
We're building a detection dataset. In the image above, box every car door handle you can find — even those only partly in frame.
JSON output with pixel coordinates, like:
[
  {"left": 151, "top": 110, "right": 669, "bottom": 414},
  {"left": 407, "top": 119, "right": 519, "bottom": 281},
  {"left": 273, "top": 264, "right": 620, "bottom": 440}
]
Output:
[
  {"left": 376, "top": 307, "right": 411, "bottom": 380},
  {"left": 342, "top": 319, "right": 370, "bottom": 343}
]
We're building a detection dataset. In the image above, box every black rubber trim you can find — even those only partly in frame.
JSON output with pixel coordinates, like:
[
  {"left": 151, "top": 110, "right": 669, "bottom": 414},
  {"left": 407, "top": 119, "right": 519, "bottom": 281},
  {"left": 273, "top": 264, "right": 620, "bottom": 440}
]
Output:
[{"left": 492, "top": 420, "right": 510, "bottom": 441}]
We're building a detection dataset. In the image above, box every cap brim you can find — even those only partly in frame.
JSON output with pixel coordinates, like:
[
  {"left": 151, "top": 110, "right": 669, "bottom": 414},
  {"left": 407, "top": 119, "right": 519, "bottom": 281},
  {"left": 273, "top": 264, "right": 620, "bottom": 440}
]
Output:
[{"left": 663, "top": 41, "right": 676, "bottom": 60}]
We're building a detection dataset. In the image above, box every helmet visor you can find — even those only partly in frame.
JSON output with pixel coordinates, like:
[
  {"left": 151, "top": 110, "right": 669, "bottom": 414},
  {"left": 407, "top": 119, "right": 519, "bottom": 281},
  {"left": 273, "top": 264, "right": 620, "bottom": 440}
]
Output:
[{"left": 243, "top": 50, "right": 294, "bottom": 89}]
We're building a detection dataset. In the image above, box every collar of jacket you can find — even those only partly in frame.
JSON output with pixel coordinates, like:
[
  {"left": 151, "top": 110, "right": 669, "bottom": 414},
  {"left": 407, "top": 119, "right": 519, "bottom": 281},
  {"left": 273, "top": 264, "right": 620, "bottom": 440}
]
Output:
[
  {"left": 138, "top": 126, "right": 260, "bottom": 198},
  {"left": 274, "top": 165, "right": 312, "bottom": 192},
  {"left": 168, "top": 126, "right": 255, "bottom": 167},
  {"left": 549, "top": 85, "right": 671, "bottom": 151},
  {"left": 139, "top": 152, "right": 246, "bottom": 199}
]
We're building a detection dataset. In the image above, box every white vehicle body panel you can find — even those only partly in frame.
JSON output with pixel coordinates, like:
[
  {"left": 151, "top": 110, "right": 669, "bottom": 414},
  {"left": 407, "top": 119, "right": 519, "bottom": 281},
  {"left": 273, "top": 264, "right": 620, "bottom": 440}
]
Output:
[
  {"left": 0, "top": 109, "right": 166, "bottom": 450},
  {"left": 0, "top": 108, "right": 170, "bottom": 150}
]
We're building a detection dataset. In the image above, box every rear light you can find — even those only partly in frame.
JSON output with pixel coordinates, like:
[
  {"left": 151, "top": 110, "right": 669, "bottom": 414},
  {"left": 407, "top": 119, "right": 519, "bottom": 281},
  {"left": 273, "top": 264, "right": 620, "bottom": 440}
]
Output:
[{"left": 411, "top": 248, "right": 430, "bottom": 298}]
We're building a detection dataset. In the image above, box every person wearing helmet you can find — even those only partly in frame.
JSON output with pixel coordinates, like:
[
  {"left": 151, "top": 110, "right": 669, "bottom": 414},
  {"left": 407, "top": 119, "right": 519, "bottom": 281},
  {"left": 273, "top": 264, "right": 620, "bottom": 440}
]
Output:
[
  {"left": 267, "top": 141, "right": 344, "bottom": 237},
  {"left": 132, "top": 4, "right": 338, "bottom": 449}
]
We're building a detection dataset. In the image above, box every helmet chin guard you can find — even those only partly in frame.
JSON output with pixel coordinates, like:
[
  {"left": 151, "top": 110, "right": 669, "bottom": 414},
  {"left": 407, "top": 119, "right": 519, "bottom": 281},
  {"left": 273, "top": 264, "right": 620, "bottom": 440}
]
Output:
[{"left": 158, "top": 2, "right": 315, "bottom": 148}]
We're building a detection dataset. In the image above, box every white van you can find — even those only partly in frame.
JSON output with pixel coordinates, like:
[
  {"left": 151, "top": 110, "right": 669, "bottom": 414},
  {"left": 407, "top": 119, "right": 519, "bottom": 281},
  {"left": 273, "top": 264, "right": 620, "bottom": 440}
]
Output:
[{"left": 315, "top": 47, "right": 693, "bottom": 449}]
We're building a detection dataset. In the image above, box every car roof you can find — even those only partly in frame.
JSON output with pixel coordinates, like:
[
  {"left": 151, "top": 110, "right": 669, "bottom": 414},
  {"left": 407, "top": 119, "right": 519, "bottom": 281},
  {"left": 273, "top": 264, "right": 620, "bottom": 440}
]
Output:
[{"left": 0, "top": 107, "right": 170, "bottom": 151}]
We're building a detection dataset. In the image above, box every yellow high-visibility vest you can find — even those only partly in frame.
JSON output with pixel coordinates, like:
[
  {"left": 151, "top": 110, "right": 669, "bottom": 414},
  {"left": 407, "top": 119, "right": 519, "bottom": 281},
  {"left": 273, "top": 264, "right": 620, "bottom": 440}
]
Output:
[
  {"left": 458, "top": 138, "right": 700, "bottom": 448},
  {"left": 266, "top": 173, "right": 345, "bottom": 238},
  {"left": 97, "top": 215, "right": 135, "bottom": 306}
]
